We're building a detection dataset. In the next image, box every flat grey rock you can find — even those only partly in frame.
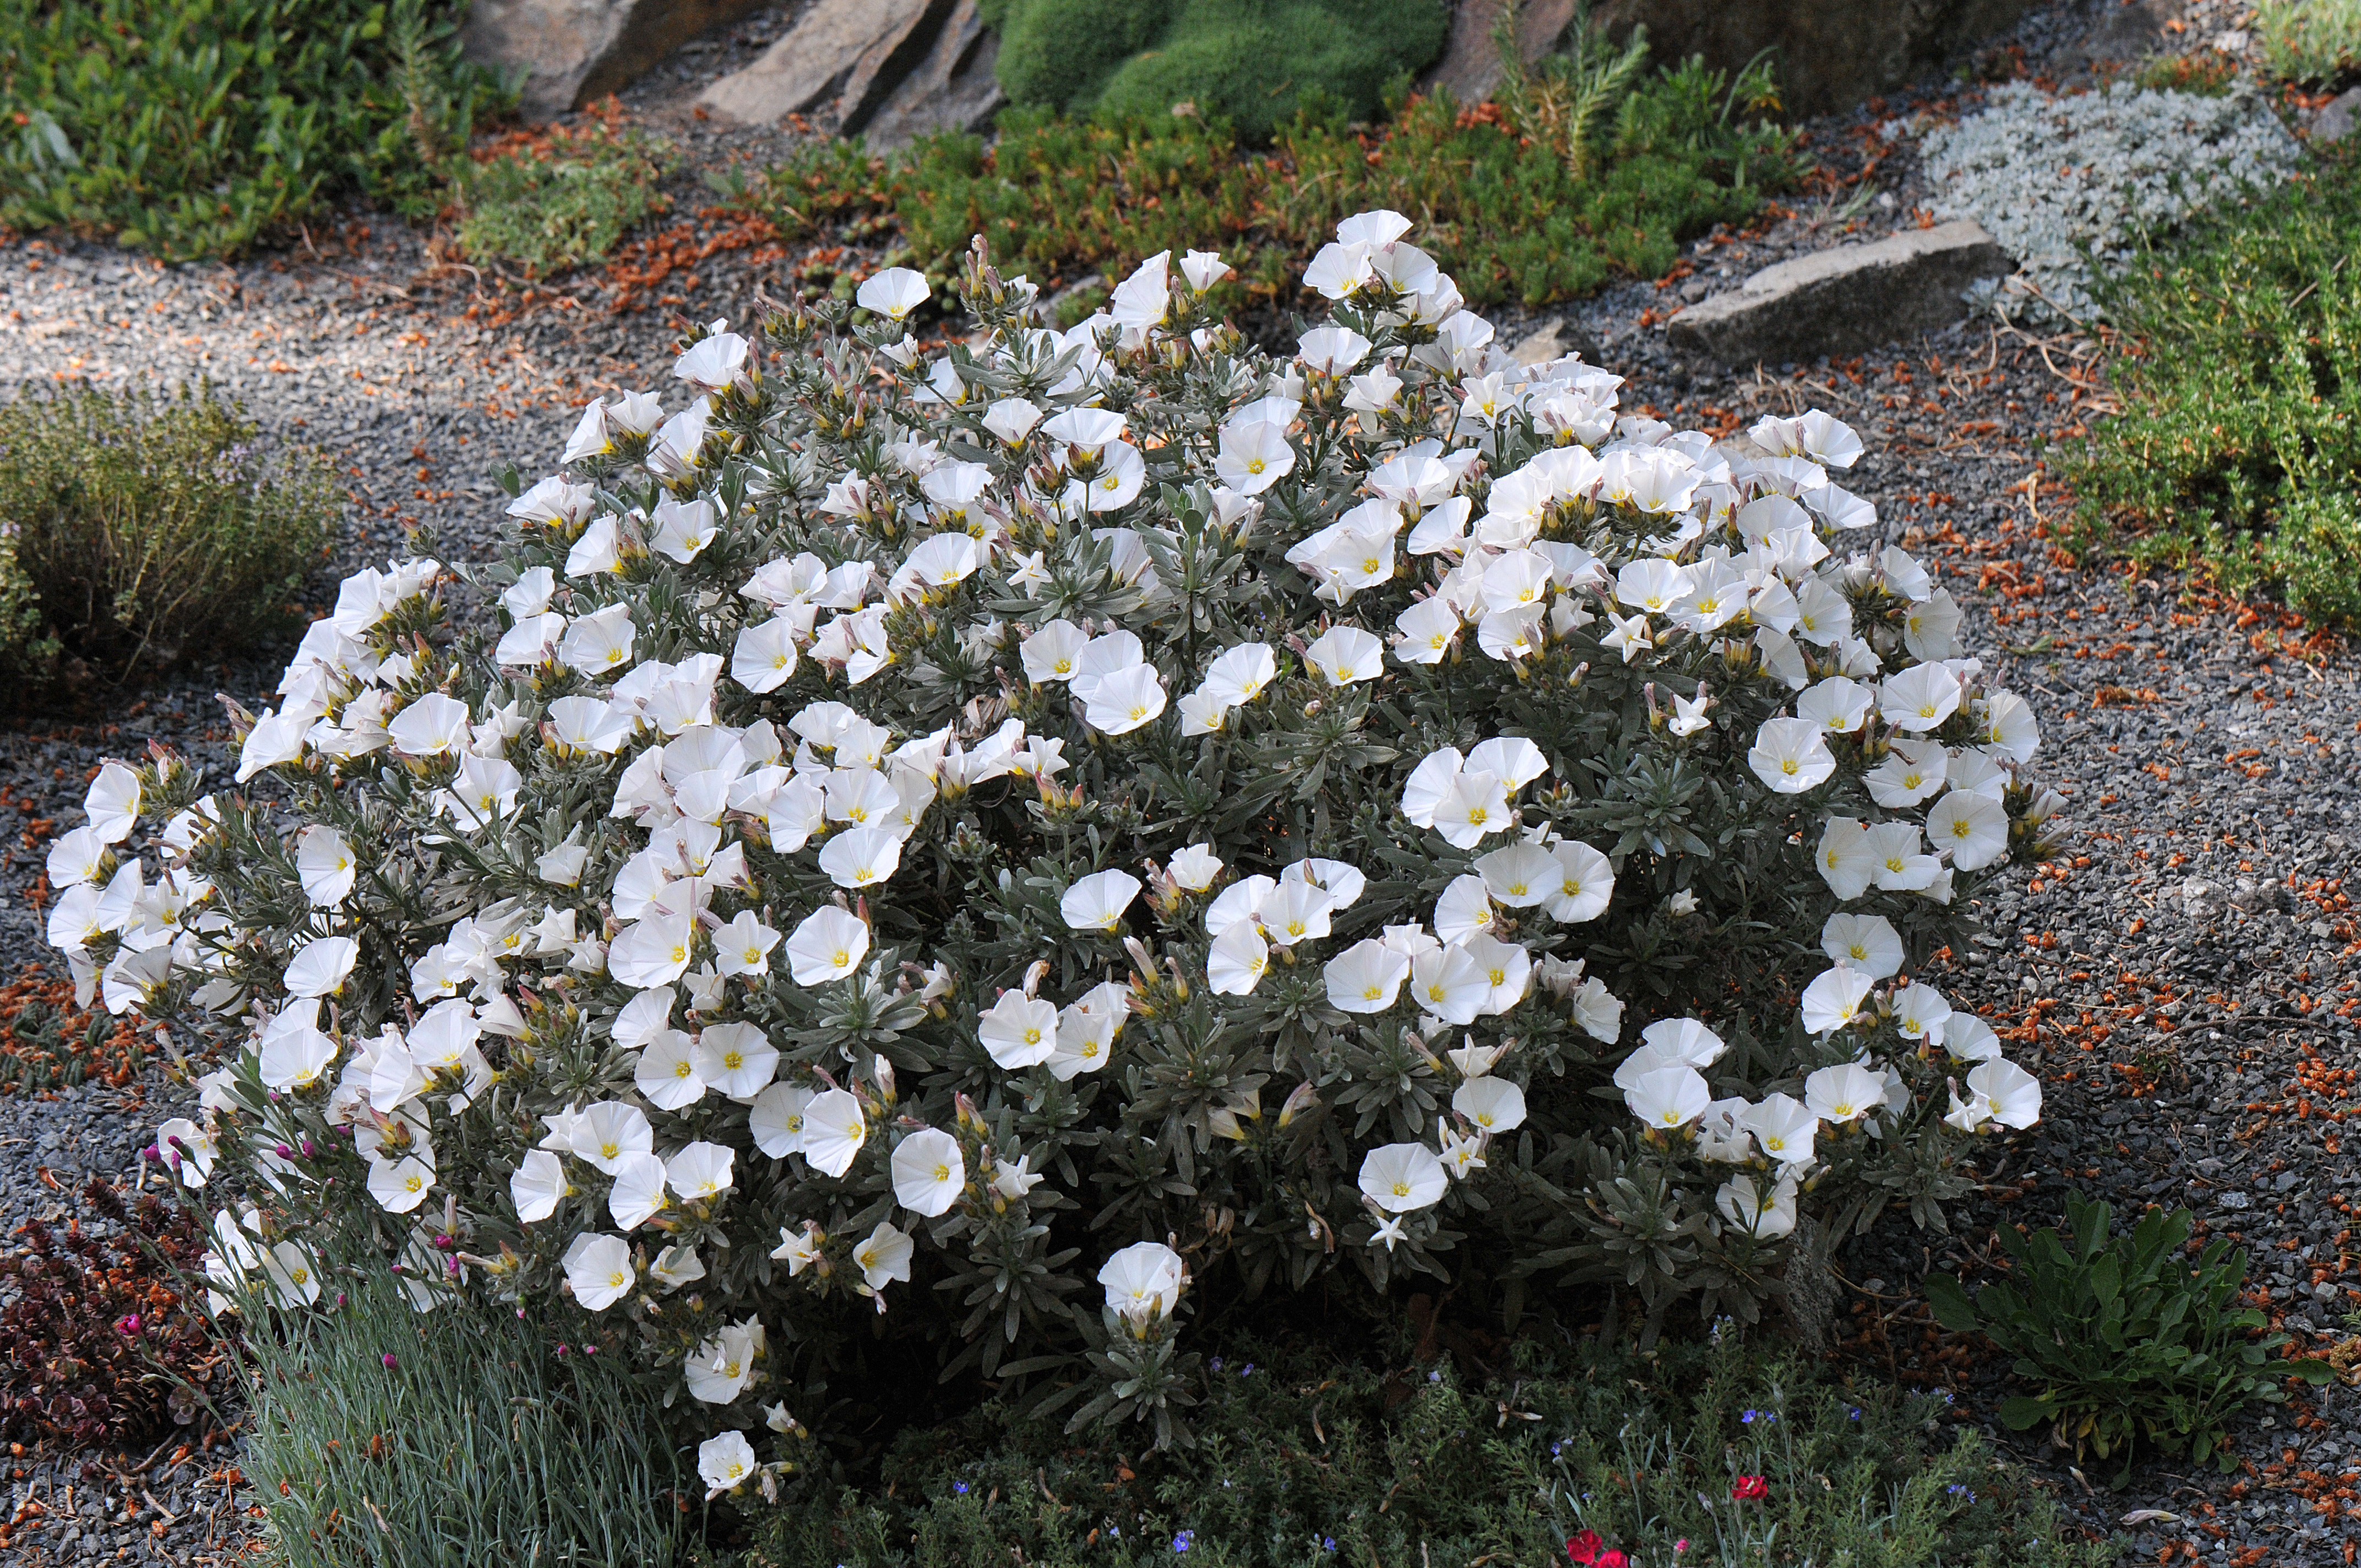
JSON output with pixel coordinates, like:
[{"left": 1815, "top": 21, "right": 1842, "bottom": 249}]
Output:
[
  {"left": 463, "top": 0, "right": 774, "bottom": 121},
  {"left": 699, "top": 0, "right": 959, "bottom": 132},
  {"left": 1664, "top": 221, "right": 2011, "bottom": 367},
  {"left": 2313, "top": 85, "right": 2361, "bottom": 144},
  {"left": 1418, "top": 0, "right": 1579, "bottom": 107}
]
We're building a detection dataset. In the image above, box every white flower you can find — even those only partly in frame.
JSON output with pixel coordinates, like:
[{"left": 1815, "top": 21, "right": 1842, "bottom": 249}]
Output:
[
  {"left": 891, "top": 1128, "right": 966, "bottom": 1217},
  {"left": 367, "top": 1154, "right": 435, "bottom": 1213},
  {"left": 1060, "top": 869, "right": 1141, "bottom": 932},
  {"left": 1743, "top": 1094, "right": 1818, "bottom": 1164},
  {"left": 1748, "top": 717, "right": 1836, "bottom": 794},
  {"left": 1409, "top": 943, "right": 1487, "bottom": 1024},
  {"left": 1304, "top": 625, "right": 1384, "bottom": 686},
  {"left": 1358, "top": 1142, "right": 1447, "bottom": 1213},
  {"left": 1452, "top": 1076, "right": 1526, "bottom": 1135},
  {"left": 1803, "top": 1062, "right": 1884, "bottom": 1124},
  {"left": 683, "top": 1322, "right": 759, "bottom": 1403},
  {"left": 156, "top": 1117, "right": 218, "bottom": 1188},
  {"left": 856, "top": 267, "right": 931, "bottom": 321},
  {"left": 574, "top": 1102, "right": 653, "bottom": 1174},
  {"left": 1821, "top": 912, "right": 1904, "bottom": 979},
  {"left": 1324, "top": 939, "right": 1410, "bottom": 1014},
  {"left": 1927, "top": 789, "right": 2009, "bottom": 870},
  {"left": 283, "top": 937, "right": 359, "bottom": 999},
  {"left": 611, "top": 911, "right": 697, "bottom": 990},
  {"left": 1430, "top": 770, "right": 1511, "bottom": 850},
  {"left": 1814, "top": 818, "right": 1876, "bottom": 900},
  {"left": 295, "top": 825, "right": 357, "bottom": 906},
  {"left": 769, "top": 1224, "right": 823, "bottom": 1273},
  {"left": 1716, "top": 1172, "right": 1798, "bottom": 1239},
  {"left": 1966, "top": 1058, "right": 2042, "bottom": 1128},
  {"left": 1473, "top": 842, "right": 1556, "bottom": 908},
  {"left": 1097, "top": 1240, "right": 1185, "bottom": 1322},
  {"left": 1623, "top": 1065, "right": 1710, "bottom": 1130},
  {"left": 1201, "top": 642, "right": 1276, "bottom": 706},
  {"left": 83, "top": 762, "right": 140, "bottom": 845},
  {"left": 608, "top": 1152, "right": 671, "bottom": 1229},
  {"left": 694, "top": 1023, "right": 778, "bottom": 1101},
  {"left": 1205, "top": 921, "right": 1270, "bottom": 995},
  {"left": 1167, "top": 843, "right": 1223, "bottom": 891},
  {"left": 853, "top": 1221, "right": 915, "bottom": 1292},
  {"left": 749, "top": 1083, "right": 815, "bottom": 1158},
  {"left": 1084, "top": 663, "right": 1168, "bottom": 734},
  {"left": 799, "top": 1088, "right": 868, "bottom": 1178},
  {"left": 818, "top": 826, "right": 903, "bottom": 890},
  {"left": 1216, "top": 418, "right": 1296, "bottom": 494},
  {"left": 564, "top": 1232, "right": 635, "bottom": 1311},
  {"left": 1879, "top": 664, "right": 1962, "bottom": 732},
  {"left": 698, "top": 1430, "right": 758, "bottom": 1498},
  {"left": 510, "top": 1149, "right": 568, "bottom": 1223},
  {"left": 785, "top": 906, "right": 869, "bottom": 986},
  {"left": 1799, "top": 966, "right": 1874, "bottom": 1034},
  {"left": 979, "top": 989, "right": 1059, "bottom": 1069},
  {"left": 1892, "top": 981, "right": 1953, "bottom": 1043}
]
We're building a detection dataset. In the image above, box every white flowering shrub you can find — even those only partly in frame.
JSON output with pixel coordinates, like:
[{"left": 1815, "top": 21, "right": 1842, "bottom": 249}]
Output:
[{"left": 52, "top": 213, "right": 2062, "bottom": 1467}]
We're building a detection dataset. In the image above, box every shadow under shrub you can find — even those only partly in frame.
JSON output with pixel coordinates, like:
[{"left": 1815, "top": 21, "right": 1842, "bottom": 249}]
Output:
[
  {"left": 2063, "top": 156, "right": 2361, "bottom": 625},
  {"left": 0, "top": 381, "right": 334, "bottom": 694},
  {"left": 233, "top": 1233, "right": 690, "bottom": 1568},
  {"left": 722, "top": 1335, "right": 2117, "bottom": 1568}
]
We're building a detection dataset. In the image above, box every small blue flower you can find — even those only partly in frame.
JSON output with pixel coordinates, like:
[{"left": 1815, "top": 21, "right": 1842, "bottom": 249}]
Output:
[
  {"left": 1847, "top": 1406, "right": 1862, "bottom": 1420},
  {"left": 1428, "top": 1370, "right": 1442, "bottom": 1383},
  {"left": 1174, "top": 1530, "right": 1195, "bottom": 1554},
  {"left": 1241, "top": 1363, "right": 1255, "bottom": 1376},
  {"left": 954, "top": 1482, "right": 969, "bottom": 1494},
  {"left": 1209, "top": 1357, "right": 1224, "bottom": 1373},
  {"left": 1322, "top": 1538, "right": 1338, "bottom": 1553},
  {"left": 1742, "top": 1409, "right": 1759, "bottom": 1424}
]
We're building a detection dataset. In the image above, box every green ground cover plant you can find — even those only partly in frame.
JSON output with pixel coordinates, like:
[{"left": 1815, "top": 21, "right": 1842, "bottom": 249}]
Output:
[
  {"left": 721, "top": 1336, "right": 2117, "bottom": 1568},
  {"left": 2064, "top": 159, "right": 2361, "bottom": 624},
  {"left": 0, "top": 381, "right": 334, "bottom": 689},
  {"left": 2255, "top": 0, "right": 2361, "bottom": 82},
  {"left": 0, "top": 0, "right": 509, "bottom": 260},
  {"left": 235, "top": 1232, "right": 690, "bottom": 1568},
  {"left": 730, "top": 26, "right": 1799, "bottom": 311},
  {"left": 981, "top": 0, "right": 1451, "bottom": 143},
  {"left": 1925, "top": 1194, "right": 2328, "bottom": 1485},
  {"left": 455, "top": 114, "right": 678, "bottom": 277}
]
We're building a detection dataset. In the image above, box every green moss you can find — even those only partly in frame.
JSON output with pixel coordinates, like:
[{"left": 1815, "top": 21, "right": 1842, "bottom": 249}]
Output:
[
  {"left": 991, "top": 0, "right": 1449, "bottom": 141},
  {"left": 2063, "top": 156, "right": 2361, "bottom": 625},
  {"left": 454, "top": 119, "right": 677, "bottom": 277}
]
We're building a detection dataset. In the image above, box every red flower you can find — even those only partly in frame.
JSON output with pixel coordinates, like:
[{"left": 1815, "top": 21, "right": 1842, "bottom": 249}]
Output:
[
  {"left": 1565, "top": 1531, "right": 1603, "bottom": 1565},
  {"left": 1597, "top": 1553, "right": 1629, "bottom": 1568},
  {"left": 1731, "top": 1474, "right": 1769, "bottom": 1501}
]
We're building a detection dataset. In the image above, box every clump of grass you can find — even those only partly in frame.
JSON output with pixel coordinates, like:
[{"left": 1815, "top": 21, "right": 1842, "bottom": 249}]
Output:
[
  {"left": 720, "top": 1335, "right": 2115, "bottom": 1568},
  {"left": 236, "top": 1242, "right": 691, "bottom": 1568},
  {"left": 2255, "top": 0, "right": 2361, "bottom": 82},
  {"left": 454, "top": 109, "right": 678, "bottom": 277},
  {"left": 0, "top": 0, "right": 509, "bottom": 260},
  {"left": 0, "top": 382, "right": 333, "bottom": 691},
  {"left": 2064, "top": 160, "right": 2361, "bottom": 625},
  {"left": 726, "top": 23, "right": 1800, "bottom": 313}
]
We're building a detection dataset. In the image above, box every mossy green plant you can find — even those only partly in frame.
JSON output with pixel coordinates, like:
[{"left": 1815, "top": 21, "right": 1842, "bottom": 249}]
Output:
[
  {"left": 987, "top": 0, "right": 1450, "bottom": 142},
  {"left": 2063, "top": 157, "right": 2361, "bottom": 625},
  {"left": 454, "top": 113, "right": 677, "bottom": 278}
]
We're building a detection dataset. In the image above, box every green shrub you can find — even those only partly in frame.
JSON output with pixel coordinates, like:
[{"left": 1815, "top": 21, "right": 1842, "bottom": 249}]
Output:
[
  {"left": 2256, "top": 0, "right": 2361, "bottom": 81},
  {"left": 1925, "top": 1194, "right": 2330, "bottom": 1485},
  {"left": 0, "top": 382, "right": 334, "bottom": 688},
  {"left": 234, "top": 1230, "right": 691, "bottom": 1568},
  {"left": 988, "top": 0, "right": 1450, "bottom": 142},
  {"left": 455, "top": 117, "right": 678, "bottom": 277},
  {"left": 729, "top": 31, "right": 1801, "bottom": 311},
  {"left": 723, "top": 1337, "right": 2117, "bottom": 1568},
  {"left": 0, "top": 0, "right": 510, "bottom": 261},
  {"left": 2063, "top": 162, "right": 2361, "bottom": 624}
]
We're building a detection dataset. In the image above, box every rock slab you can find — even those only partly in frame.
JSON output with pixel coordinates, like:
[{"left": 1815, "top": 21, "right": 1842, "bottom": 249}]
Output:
[
  {"left": 1665, "top": 221, "right": 2010, "bottom": 367},
  {"left": 863, "top": 0, "right": 1008, "bottom": 148},
  {"left": 1419, "top": 0, "right": 1581, "bottom": 107},
  {"left": 463, "top": 0, "right": 775, "bottom": 120},
  {"left": 2313, "top": 85, "right": 2361, "bottom": 144},
  {"left": 699, "top": 0, "right": 962, "bottom": 133}
]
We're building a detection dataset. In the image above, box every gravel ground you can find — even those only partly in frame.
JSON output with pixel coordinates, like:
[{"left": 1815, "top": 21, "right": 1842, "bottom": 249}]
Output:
[{"left": 0, "top": 0, "right": 2348, "bottom": 1559}]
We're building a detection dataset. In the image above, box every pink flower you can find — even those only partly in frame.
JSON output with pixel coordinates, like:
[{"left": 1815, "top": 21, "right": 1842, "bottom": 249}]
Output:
[{"left": 1732, "top": 1474, "right": 1769, "bottom": 1501}]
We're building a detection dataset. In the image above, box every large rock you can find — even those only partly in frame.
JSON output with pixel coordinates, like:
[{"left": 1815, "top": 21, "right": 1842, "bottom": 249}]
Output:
[
  {"left": 699, "top": 0, "right": 961, "bottom": 133},
  {"left": 1419, "top": 0, "right": 1581, "bottom": 106},
  {"left": 1664, "top": 221, "right": 2010, "bottom": 367},
  {"left": 863, "top": 0, "right": 1008, "bottom": 149},
  {"left": 1589, "top": 0, "right": 2038, "bottom": 120},
  {"left": 463, "top": 0, "right": 774, "bottom": 121}
]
